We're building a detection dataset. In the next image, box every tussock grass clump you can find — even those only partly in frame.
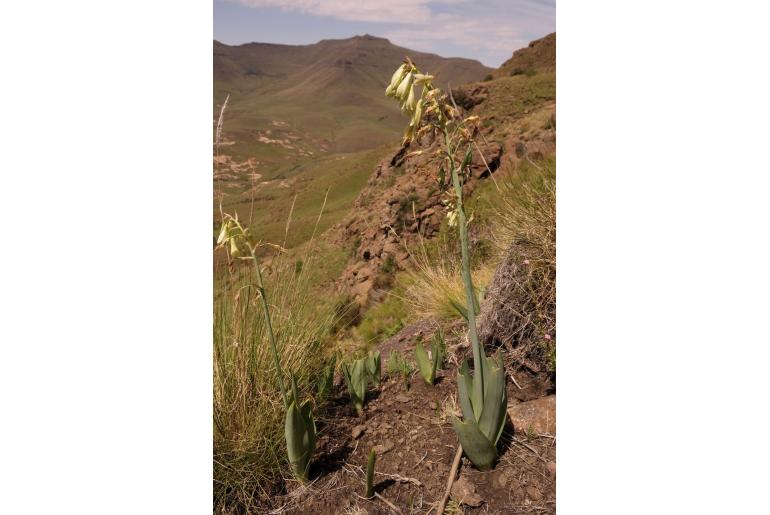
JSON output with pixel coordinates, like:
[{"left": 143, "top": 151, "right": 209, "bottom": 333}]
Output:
[
  {"left": 213, "top": 259, "right": 335, "bottom": 511},
  {"left": 401, "top": 256, "right": 495, "bottom": 322}
]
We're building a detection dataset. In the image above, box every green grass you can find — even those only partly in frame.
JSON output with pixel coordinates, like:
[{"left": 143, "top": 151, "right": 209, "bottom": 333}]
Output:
[
  {"left": 354, "top": 290, "right": 409, "bottom": 349},
  {"left": 216, "top": 144, "right": 392, "bottom": 250}
]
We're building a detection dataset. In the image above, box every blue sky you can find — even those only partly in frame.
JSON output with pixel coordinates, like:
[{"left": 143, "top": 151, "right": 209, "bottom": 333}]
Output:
[{"left": 213, "top": 0, "right": 555, "bottom": 68}]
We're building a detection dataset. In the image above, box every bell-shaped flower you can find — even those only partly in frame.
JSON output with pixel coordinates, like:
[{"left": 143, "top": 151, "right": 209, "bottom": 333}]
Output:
[
  {"left": 385, "top": 64, "right": 408, "bottom": 97},
  {"left": 402, "top": 84, "right": 417, "bottom": 112},
  {"left": 395, "top": 72, "right": 413, "bottom": 101},
  {"left": 413, "top": 73, "right": 434, "bottom": 86},
  {"left": 216, "top": 221, "right": 230, "bottom": 246}
]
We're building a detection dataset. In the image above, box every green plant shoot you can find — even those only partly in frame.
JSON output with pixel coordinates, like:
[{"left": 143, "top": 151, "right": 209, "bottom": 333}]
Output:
[
  {"left": 365, "top": 449, "right": 376, "bottom": 499},
  {"left": 414, "top": 331, "right": 445, "bottom": 385}
]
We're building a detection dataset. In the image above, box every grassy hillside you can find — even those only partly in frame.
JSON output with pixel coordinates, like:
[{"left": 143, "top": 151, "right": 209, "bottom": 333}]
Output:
[
  {"left": 214, "top": 36, "right": 493, "bottom": 253},
  {"left": 216, "top": 144, "right": 390, "bottom": 249}
]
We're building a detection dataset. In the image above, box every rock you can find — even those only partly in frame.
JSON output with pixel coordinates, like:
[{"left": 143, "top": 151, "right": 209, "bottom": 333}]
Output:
[
  {"left": 451, "top": 476, "right": 484, "bottom": 507},
  {"left": 507, "top": 395, "right": 555, "bottom": 435},
  {"left": 526, "top": 486, "right": 542, "bottom": 501},
  {"left": 395, "top": 394, "right": 410, "bottom": 403},
  {"left": 351, "top": 425, "right": 366, "bottom": 439},
  {"left": 546, "top": 461, "right": 556, "bottom": 476}
]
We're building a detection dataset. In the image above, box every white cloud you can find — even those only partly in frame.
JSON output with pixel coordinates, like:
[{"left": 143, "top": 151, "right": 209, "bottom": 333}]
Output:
[{"left": 227, "top": 0, "right": 443, "bottom": 23}]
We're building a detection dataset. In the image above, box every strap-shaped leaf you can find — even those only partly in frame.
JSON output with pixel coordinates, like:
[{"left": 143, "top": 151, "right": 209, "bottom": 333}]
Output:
[
  {"left": 478, "top": 358, "right": 506, "bottom": 441},
  {"left": 491, "top": 354, "right": 508, "bottom": 445},
  {"left": 285, "top": 401, "right": 310, "bottom": 479},
  {"left": 451, "top": 416, "right": 497, "bottom": 471},
  {"left": 352, "top": 359, "right": 367, "bottom": 399},
  {"left": 449, "top": 298, "right": 469, "bottom": 321},
  {"left": 366, "top": 351, "right": 381, "bottom": 385},
  {"left": 415, "top": 341, "right": 433, "bottom": 384},
  {"left": 342, "top": 362, "right": 353, "bottom": 391},
  {"left": 473, "top": 353, "right": 487, "bottom": 418},
  {"left": 457, "top": 361, "right": 477, "bottom": 422},
  {"left": 290, "top": 373, "right": 300, "bottom": 405},
  {"left": 300, "top": 401, "right": 316, "bottom": 470}
]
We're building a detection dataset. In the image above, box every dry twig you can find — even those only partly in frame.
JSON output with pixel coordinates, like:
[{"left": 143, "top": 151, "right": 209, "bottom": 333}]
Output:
[{"left": 435, "top": 444, "right": 463, "bottom": 515}]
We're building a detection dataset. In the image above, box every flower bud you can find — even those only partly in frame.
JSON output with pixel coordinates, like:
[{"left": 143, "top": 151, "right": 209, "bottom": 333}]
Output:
[
  {"left": 230, "top": 237, "right": 240, "bottom": 257},
  {"left": 413, "top": 73, "right": 434, "bottom": 85},
  {"left": 395, "top": 72, "right": 413, "bottom": 101},
  {"left": 402, "top": 84, "right": 416, "bottom": 112},
  {"left": 216, "top": 221, "right": 230, "bottom": 245},
  {"left": 386, "top": 64, "right": 407, "bottom": 96},
  {"left": 410, "top": 98, "right": 424, "bottom": 127}
]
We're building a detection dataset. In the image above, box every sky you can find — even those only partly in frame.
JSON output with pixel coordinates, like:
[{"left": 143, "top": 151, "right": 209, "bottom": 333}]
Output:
[{"left": 213, "top": 0, "right": 555, "bottom": 68}]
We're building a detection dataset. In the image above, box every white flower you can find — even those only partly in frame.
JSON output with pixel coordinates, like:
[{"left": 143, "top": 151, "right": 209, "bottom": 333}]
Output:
[
  {"left": 386, "top": 64, "right": 407, "bottom": 96},
  {"left": 216, "top": 221, "right": 230, "bottom": 245},
  {"left": 413, "top": 73, "right": 434, "bottom": 85},
  {"left": 396, "top": 72, "right": 413, "bottom": 101},
  {"left": 402, "top": 84, "right": 416, "bottom": 112}
]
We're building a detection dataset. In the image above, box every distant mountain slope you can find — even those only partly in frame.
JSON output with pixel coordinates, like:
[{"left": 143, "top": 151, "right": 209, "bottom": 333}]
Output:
[
  {"left": 495, "top": 32, "right": 555, "bottom": 78},
  {"left": 214, "top": 35, "right": 492, "bottom": 160}
]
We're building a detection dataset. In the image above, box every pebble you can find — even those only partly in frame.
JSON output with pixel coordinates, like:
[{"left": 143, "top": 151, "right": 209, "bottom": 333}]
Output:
[{"left": 351, "top": 425, "right": 366, "bottom": 439}]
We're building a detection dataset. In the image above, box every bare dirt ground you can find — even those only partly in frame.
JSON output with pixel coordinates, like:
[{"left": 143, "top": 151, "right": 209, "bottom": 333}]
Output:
[{"left": 268, "top": 321, "right": 556, "bottom": 515}]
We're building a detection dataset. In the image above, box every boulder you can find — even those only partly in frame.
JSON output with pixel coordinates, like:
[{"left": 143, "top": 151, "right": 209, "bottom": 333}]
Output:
[{"left": 507, "top": 395, "right": 555, "bottom": 435}]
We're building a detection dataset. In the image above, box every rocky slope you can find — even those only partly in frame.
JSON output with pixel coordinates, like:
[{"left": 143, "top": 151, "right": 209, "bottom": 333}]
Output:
[{"left": 332, "top": 37, "right": 556, "bottom": 306}]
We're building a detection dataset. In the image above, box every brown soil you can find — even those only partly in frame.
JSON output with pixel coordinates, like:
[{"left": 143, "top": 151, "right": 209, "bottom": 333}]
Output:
[{"left": 268, "top": 322, "right": 556, "bottom": 514}]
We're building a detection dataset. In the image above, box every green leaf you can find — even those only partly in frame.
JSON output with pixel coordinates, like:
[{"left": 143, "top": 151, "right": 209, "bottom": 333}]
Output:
[
  {"left": 365, "top": 449, "right": 376, "bottom": 498},
  {"left": 478, "top": 358, "right": 506, "bottom": 442},
  {"left": 366, "top": 351, "right": 381, "bottom": 385},
  {"left": 414, "top": 341, "right": 434, "bottom": 385},
  {"left": 449, "top": 298, "right": 469, "bottom": 321},
  {"left": 451, "top": 416, "right": 497, "bottom": 471},
  {"left": 285, "top": 401, "right": 311, "bottom": 481},
  {"left": 290, "top": 373, "right": 300, "bottom": 406},
  {"left": 457, "top": 361, "right": 477, "bottom": 422},
  {"left": 460, "top": 146, "right": 473, "bottom": 173},
  {"left": 300, "top": 400, "right": 317, "bottom": 463}
]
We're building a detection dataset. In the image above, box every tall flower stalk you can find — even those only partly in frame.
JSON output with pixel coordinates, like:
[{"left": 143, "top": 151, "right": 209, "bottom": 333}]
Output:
[
  {"left": 216, "top": 213, "right": 316, "bottom": 481},
  {"left": 217, "top": 212, "right": 288, "bottom": 407},
  {"left": 386, "top": 59, "right": 507, "bottom": 470}
]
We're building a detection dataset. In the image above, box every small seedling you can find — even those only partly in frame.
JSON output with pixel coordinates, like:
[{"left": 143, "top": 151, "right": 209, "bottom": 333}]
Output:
[
  {"left": 526, "top": 425, "right": 536, "bottom": 442},
  {"left": 387, "top": 350, "right": 412, "bottom": 389},
  {"left": 365, "top": 350, "right": 381, "bottom": 386},
  {"left": 364, "top": 449, "right": 376, "bottom": 499},
  {"left": 342, "top": 358, "right": 369, "bottom": 416},
  {"left": 316, "top": 355, "right": 336, "bottom": 400},
  {"left": 414, "top": 330, "right": 446, "bottom": 385},
  {"left": 285, "top": 373, "right": 317, "bottom": 482}
]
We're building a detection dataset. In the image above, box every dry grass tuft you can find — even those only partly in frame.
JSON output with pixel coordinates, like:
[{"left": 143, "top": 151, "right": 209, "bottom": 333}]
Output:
[
  {"left": 213, "top": 255, "right": 336, "bottom": 512},
  {"left": 401, "top": 258, "right": 495, "bottom": 322}
]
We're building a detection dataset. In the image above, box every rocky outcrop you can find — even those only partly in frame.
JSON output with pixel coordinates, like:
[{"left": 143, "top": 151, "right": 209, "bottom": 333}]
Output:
[
  {"left": 332, "top": 40, "right": 556, "bottom": 307},
  {"left": 333, "top": 135, "right": 502, "bottom": 305}
]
